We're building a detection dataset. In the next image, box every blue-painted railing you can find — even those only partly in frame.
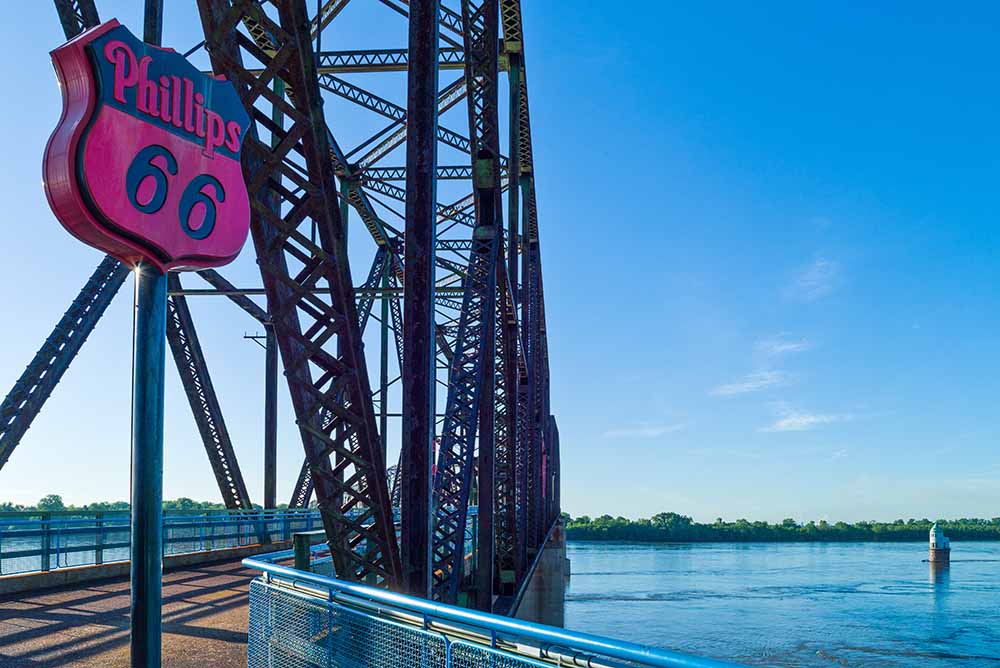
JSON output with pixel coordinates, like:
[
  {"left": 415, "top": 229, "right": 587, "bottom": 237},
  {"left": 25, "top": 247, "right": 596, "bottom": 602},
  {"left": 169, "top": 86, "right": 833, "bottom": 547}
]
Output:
[
  {"left": 0, "top": 509, "right": 321, "bottom": 576},
  {"left": 243, "top": 547, "right": 750, "bottom": 668}
]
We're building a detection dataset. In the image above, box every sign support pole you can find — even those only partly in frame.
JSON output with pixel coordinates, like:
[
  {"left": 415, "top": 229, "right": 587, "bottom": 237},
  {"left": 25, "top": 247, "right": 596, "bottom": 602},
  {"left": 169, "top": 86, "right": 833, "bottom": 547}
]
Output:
[
  {"left": 264, "top": 322, "right": 277, "bottom": 509},
  {"left": 130, "top": 262, "right": 166, "bottom": 668},
  {"left": 42, "top": 14, "right": 250, "bottom": 663}
]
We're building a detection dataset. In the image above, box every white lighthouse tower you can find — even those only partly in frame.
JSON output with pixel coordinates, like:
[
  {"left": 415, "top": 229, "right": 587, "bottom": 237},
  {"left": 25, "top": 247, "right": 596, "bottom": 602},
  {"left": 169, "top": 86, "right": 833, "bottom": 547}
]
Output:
[{"left": 929, "top": 523, "right": 951, "bottom": 563}]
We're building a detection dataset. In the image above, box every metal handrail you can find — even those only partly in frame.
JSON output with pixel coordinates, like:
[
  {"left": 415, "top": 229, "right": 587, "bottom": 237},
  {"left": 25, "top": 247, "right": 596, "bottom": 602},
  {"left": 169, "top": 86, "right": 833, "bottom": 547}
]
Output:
[
  {"left": 0, "top": 510, "right": 321, "bottom": 575},
  {"left": 0, "top": 507, "right": 320, "bottom": 519},
  {"left": 243, "top": 551, "right": 750, "bottom": 668}
]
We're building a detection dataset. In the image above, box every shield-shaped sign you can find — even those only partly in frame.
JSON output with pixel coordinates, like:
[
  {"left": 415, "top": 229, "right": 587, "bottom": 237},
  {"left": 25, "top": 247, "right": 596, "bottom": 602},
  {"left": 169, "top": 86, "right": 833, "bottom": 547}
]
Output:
[{"left": 43, "top": 19, "right": 251, "bottom": 272}]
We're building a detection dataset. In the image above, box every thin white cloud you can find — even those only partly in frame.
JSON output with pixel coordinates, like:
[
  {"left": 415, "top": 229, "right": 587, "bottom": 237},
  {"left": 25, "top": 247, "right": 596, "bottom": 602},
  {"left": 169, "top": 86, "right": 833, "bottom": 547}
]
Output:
[
  {"left": 602, "top": 423, "right": 684, "bottom": 439},
  {"left": 756, "top": 335, "right": 812, "bottom": 356},
  {"left": 712, "top": 370, "right": 789, "bottom": 396},
  {"left": 831, "top": 448, "right": 849, "bottom": 460},
  {"left": 786, "top": 258, "right": 840, "bottom": 302},
  {"left": 761, "top": 404, "right": 852, "bottom": 432}
]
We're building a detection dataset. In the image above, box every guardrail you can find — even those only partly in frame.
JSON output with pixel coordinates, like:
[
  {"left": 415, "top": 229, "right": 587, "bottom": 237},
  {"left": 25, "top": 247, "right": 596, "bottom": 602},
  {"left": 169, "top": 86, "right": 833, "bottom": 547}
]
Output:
[
  {"left": 0, "top": 509, "right": 321, "bottom": 576},
  {"left": 243, "top": 548, "right": 750, "bottom": 668}
]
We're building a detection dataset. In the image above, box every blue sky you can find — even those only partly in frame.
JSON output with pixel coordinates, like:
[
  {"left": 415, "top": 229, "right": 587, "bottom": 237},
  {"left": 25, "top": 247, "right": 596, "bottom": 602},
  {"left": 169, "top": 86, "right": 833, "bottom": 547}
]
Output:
[{"left": 2, "top": 2, "right": 999, "bottom": 523}]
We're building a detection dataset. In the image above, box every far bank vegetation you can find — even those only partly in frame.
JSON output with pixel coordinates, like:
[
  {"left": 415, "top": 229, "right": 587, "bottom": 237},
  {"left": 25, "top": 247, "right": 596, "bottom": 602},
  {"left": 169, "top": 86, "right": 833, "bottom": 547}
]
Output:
[{"left": 565, "top": 512, "right": 1000, "bottom": 542}]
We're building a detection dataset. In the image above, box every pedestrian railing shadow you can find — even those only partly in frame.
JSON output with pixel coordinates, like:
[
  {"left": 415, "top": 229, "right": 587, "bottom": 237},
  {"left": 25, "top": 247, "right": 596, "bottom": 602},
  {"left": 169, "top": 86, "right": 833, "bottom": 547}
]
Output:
[{"left": 0, "top": 561, "right": 253, "bottom": 667}]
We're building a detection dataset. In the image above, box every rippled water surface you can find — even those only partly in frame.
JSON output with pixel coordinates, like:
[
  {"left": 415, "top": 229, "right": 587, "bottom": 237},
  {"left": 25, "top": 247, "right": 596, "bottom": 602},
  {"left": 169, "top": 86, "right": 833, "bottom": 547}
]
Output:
[{"left": 564, "top": 541, "right": 1000, "bottom": 667}]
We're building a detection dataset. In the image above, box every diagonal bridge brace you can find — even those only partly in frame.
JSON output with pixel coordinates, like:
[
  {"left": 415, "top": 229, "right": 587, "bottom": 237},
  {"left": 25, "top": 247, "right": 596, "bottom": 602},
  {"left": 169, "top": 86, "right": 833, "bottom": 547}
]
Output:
[{"left": 197, "top": 0, "right": 400, "bottom": 586}]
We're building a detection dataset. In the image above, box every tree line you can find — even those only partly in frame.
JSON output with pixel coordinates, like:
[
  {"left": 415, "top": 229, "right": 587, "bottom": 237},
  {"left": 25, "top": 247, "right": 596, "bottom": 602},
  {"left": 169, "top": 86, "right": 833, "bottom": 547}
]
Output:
[
  {"left": 0, "top": 494, "right": 292, "bottom": 513},
  {"left": 564, "top": 512, "right": 1000, "bottom": 542}
]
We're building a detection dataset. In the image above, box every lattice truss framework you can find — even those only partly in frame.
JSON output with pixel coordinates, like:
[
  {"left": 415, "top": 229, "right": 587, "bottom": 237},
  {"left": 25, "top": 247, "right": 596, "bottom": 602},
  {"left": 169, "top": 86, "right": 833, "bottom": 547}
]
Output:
[{"left": 1, "top": 0, "right": 556, "bottom": 603}]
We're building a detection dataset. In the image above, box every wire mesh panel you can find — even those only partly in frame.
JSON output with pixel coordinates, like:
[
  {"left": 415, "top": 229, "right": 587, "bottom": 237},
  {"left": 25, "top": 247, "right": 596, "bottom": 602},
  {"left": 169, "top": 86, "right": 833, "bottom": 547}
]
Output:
[
  {"left": 249, "top": 580, "right": 331, "bottom": 667},
  {"left": 450, "top": 641, "right": 551, "bottom": 668},
  {"left": 243, "top": 558, "right": 750, "bottom": 668},
  {"left": 248, "top": 580, "right": 448, "bottom": 668}
]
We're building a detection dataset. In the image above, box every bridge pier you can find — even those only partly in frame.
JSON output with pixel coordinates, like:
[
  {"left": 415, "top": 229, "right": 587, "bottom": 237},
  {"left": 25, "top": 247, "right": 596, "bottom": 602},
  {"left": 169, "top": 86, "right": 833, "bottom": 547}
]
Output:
[{"left": 512, "top": 521, "right": 569, "bottom": 627}]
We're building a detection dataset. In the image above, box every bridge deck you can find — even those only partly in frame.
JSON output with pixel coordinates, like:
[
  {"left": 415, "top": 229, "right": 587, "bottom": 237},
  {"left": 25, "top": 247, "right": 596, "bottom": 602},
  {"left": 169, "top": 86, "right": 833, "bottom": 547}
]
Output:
[{"left": 0, "top": 560, "right": 252, "bottom": 668}]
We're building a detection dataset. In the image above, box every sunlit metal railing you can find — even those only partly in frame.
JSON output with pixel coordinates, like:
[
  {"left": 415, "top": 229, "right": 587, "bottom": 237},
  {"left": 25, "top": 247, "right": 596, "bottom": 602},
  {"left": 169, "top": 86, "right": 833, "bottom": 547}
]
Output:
[
  {"left": 243, "top": 547, "right": 749, "bottom": 668},
  {"left": 0, "top": 509, "right": 321, "bottom": 576}
]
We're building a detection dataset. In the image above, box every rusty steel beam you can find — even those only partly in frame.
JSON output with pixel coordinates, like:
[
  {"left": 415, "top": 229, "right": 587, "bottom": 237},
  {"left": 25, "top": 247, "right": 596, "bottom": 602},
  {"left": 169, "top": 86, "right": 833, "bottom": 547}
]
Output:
[
  {"left": 166, "top": 274, "right": 253, "bottom": 511},
  {"left": 197, "top": 0, "right": 400, "bottom": 586},
  {"left": 430, "top": 0, "right": 504, "bottom": 603},
  {"left": 400, "top": 0, "right": 439, "bottom": 599}
]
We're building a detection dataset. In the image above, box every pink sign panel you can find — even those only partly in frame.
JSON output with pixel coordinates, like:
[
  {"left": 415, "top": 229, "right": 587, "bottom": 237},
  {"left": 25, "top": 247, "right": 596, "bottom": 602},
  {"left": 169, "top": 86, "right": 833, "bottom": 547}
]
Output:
[{"left": 44, "top": 19, "right": 251, "bottom": 271}]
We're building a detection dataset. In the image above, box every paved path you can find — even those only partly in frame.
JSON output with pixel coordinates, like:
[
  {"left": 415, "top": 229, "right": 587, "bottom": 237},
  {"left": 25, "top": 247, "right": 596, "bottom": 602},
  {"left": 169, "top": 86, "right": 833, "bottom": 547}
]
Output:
[{"left": 0, "top": 560, "right": 253, "bottom": 668}]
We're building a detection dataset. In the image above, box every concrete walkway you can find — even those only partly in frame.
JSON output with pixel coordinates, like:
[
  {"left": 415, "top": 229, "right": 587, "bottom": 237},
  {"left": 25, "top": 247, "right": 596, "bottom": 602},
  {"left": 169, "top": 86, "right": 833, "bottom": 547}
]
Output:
[{"left": 0, "top": 560, "right": 253, "bottom": 668}]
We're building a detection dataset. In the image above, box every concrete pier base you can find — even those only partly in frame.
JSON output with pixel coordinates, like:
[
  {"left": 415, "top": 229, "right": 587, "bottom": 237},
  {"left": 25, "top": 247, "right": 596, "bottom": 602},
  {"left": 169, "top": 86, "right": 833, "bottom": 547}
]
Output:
[
  {"left": 930, "top": 560, "right": 950, "bottom": 586},
  {"left": 513, "top": 522, "right": 569, "bottom": 627},
  {"left": 929, "top": 547, "right": 951, "bottom": 563}
]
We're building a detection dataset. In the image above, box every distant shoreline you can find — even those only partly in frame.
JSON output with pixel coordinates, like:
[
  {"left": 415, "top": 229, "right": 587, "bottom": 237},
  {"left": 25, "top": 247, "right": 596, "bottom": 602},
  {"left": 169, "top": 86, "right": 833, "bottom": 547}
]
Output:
[
  {"left": 565, "top": 512, "right": 1000, "bottom": 543},
  {"left": 567, "top": 536, "right": 1000, "bottom": 544}
]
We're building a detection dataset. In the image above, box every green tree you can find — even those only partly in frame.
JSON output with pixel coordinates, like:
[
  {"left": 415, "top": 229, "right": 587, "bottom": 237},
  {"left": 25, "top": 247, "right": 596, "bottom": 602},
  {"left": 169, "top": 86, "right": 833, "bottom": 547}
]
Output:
[
  {"left": 563, "top": 511, "right": 1000, "bottom": 544},
  {"left": 37, "top": 494, "right": 66, "bottom": 512},
  {"left": 172, "top": 497, "right": 197, "bottom": 511}
]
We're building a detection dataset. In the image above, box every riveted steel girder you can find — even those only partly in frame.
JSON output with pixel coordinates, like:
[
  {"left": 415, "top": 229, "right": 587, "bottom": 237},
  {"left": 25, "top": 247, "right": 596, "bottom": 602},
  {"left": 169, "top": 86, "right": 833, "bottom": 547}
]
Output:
[
  {"left": 53, "top": 0, "right": 99, "bottom": 38},
  {"left": 0, "top": 256, "right": 127, "bottom": 471},
  {"left": 430, "top": 0, "right": 504, "bottom": 604},
  {"left": 197, "top": 0, "right": 400, "bottom": 586},
  {"left": 0, "top": 3, "right": 127, "bottom": 473},
  {"left": 288, "top": 245, "right": 393, "bottom": 508},
  {"left": 500, "top": 0, "right": 552, "bottom": 562},
  {"left": 318, "top": 48, "right": 464, "bottom": 74},
  {"left": 363, "top": 165, "right": 473, "bottom": 182},
  {"left": 493, "top": 267, "right": 519, "bottom": 589},
  {"left": 166, "top": 274, "right": 252, "bottom": 511},
  {"left": 354, "top": 78, "right": 468, "bottom": 171}
]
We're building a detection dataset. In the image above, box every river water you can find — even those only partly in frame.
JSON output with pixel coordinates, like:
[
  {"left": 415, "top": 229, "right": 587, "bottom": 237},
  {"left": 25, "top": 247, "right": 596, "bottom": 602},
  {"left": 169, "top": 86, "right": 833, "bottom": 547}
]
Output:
[{"left": 564, "top": 541, "right": 1000, "bottom": 667}]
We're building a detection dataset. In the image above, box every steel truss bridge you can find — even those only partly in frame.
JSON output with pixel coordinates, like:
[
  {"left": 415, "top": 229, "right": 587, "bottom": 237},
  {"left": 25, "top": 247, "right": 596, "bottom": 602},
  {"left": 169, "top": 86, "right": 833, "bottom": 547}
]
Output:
[{"left": 0, "top": 0, "right": 557, "bottom": 610}]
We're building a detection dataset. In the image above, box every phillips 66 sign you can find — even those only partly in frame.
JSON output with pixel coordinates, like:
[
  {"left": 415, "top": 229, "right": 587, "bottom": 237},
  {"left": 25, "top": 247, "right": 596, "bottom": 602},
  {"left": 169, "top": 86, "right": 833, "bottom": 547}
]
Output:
[{"left": 43, "top": 19, "right": 251, "bottom": 271}]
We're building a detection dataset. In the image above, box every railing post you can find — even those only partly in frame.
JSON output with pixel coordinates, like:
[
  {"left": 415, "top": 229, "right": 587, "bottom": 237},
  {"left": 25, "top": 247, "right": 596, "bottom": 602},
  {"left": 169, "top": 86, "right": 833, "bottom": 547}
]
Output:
[
  {"left": 41, "top": 512, "right": 51, "bottom": 572},
  {"left": 95, "top": 512, "right": 104, "bottom": 565},
  {"left": 259, "top": 510, "right": 270, "bottom": 546},
  {"left": 129, "top": 258, "right": 167, "bottom": 668},
  {"left": 54, "top": 517, "right": 61, "bottom": 569},
  {"left": 293, "top": 532, "right": 311, "bottom": 572}
]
